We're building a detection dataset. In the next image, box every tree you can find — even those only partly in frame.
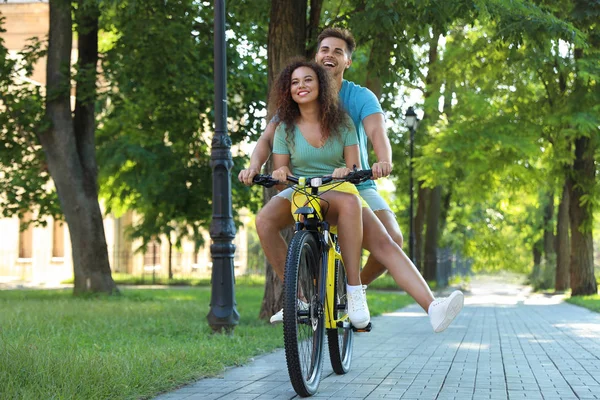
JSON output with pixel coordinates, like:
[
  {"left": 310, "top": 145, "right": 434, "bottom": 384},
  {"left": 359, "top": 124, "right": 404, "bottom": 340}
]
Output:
[
  {"left": 1, "top": 3, "right": 116, "bottom": 294},
  {"left": 564, "top": 0, "right": 599, "bottom": 295},
  {"left": 40, "top": 0, "right": 117, "bottom": 294},
  {"left": 555, "top": 182, "right": 570, "bottom": 290},
  {"left": 97, "top": 0, "right": 267, "bottom": 263}
]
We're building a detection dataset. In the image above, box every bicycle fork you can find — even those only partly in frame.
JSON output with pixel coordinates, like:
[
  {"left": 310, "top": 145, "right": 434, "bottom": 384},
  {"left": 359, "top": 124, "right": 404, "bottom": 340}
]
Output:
[{"left": 321, "top": 227, "right": 345, "bottom": 330}]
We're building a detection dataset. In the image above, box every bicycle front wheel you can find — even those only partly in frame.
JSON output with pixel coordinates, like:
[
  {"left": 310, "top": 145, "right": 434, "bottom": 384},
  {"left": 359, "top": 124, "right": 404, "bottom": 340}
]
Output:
[
  {"left": 327, "top": 256, "right": 354, "bottom": 374},
  {"left": 283, "top": 230, "right": 325, "bottom": 397}
]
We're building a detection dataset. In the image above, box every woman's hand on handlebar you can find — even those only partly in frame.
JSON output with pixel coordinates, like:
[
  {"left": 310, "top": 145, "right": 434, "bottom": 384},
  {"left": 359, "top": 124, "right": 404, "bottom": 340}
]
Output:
[
  {"left": 332, "top": 167, "right": 352, "bottom": 179},
  {"left": 272, "top": 166, "right": 292, "bottom": 183}
]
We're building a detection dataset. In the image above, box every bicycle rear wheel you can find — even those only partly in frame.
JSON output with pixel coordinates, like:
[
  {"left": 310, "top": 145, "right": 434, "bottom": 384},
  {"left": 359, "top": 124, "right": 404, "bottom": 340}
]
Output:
[
  {"left": 327, "top": 255, "right": 354, "bottom": 374},
  {"left": 283, "top": 230, "right": 324, "bottom": 397}
]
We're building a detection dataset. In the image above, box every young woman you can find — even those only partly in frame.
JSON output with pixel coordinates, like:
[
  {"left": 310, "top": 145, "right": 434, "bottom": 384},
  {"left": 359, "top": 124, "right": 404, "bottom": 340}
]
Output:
[
  {"left": 269, "top": 59, "right": 370, "bottom": 329},
  {"left": 266, "top": 59, "right": 464, "bottom": 333}
]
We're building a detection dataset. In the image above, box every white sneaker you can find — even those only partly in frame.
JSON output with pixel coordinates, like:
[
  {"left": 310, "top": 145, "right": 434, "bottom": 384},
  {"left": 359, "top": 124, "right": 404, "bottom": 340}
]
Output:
[
  {"left": 270, "top": 308, "right": 284, "bottom": 324},
  {"left": 269, "top": 300, "right": 309, "bottom": 324},
  {"left": 347, "top": 285, "right": 370, "bottom": 329},
  {"left": 428, "top": 290, "right": 464, "bottom": 333}
]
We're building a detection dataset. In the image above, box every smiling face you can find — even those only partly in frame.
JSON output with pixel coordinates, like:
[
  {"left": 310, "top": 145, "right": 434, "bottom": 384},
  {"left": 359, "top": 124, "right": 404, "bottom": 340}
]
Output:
[
  {"left": 315, "top": 37, "right": 352, "bottom": 78},
  {"left": 290, "top": 66, "right": 319, "bottom": 105}
]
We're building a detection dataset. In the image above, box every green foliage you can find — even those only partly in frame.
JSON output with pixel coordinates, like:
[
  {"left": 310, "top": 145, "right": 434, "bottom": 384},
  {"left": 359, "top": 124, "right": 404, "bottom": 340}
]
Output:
[
  {"left": 1, "top": 0, "right": 598, "bottom": 280},
  {"left": 96, "top": 0, "right": 267, "bottom": 249},
  {"left": 402, "top": 0, "right": 597, "bottom": 273},
  {"left": 0, "top": 18, "right": 60, "bottom": 223},
  {"left": 479, "top": 0, "right": 586, "bottom": 46}
]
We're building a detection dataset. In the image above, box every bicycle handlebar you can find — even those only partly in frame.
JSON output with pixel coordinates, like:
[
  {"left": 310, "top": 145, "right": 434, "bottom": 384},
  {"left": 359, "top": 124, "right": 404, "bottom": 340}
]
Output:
[{"left": 252, "top": 169, "right": 373, "bottom": 188}]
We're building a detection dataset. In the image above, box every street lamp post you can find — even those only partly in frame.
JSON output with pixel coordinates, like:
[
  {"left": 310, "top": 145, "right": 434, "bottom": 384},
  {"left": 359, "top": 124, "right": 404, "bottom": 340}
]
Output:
[
  {"left": 405, "top": 107, "right": 418, "bottom": 266},
  {"left": 207, "top": 0, "right": 240, "bottom": 332}
]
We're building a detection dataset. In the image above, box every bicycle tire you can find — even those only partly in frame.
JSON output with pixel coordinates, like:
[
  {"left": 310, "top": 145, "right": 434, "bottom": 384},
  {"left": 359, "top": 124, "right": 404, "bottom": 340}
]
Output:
[
  {"left": 283, "top": 230, "right": 325, "bottom": 397},
  {"left": 327, "top": 254, "right": 354, "bottom": 374}
]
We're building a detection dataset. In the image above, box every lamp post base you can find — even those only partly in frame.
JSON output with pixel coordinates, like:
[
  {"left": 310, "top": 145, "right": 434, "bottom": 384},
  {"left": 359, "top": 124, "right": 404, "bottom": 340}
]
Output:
[{"left": 207, "top": 310, "right": 240, "bottom": 333}]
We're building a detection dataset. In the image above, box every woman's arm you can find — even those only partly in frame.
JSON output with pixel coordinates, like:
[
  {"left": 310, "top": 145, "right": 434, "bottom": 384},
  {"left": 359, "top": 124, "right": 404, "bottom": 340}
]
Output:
[
  {"left": 344, "top": 144, "right": 360, "bottom": 170},
  {"left": 332, "top": 144, "right": 360, "bottom": 178},
  {"left": 272, "top": 153, "right": 292, "bottom": 188},
  {"left": 238, "top": 121, "right": 278, "bottom": 185}
]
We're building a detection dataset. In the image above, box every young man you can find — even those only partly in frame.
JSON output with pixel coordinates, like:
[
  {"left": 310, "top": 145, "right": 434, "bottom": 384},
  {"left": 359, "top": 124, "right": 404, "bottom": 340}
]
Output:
[{"left": 239, "top": 28, "right": 463, "bottom": 332}]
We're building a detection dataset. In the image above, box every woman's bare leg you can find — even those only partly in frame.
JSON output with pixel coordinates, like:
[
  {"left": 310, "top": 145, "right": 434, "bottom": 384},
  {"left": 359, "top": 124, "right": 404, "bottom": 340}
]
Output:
[
  {"left": 320, "top": 191, "right": 363, "bottom": 286},
  {"left": 255, "top": 196, "right": 295, "bottom": 281}
]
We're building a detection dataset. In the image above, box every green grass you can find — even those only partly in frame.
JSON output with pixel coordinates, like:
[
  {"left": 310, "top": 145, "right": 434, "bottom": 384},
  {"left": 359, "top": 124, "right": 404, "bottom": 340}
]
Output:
[
  {"left": 566, "top": 294, "right": 600, "bottom": 313},
  {"left": 0, "top": 286, "right": 413, "bottom": 399},
  {"left": 61, "top": 273, "right": 267, "bottom": 287}
]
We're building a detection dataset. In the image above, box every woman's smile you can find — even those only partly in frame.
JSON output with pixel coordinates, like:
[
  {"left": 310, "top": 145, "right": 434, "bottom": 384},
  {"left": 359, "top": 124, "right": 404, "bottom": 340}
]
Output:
[{"left": 291, "top": 66, "right": 319, "bottom": 104}]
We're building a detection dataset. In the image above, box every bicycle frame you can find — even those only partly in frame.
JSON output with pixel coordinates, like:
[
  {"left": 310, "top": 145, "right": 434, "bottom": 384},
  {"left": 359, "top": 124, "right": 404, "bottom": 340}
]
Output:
[
  {"left": 290, "top": 177, "right": 346, "bottom": 330},
  {"left": 252, "top": 169, "right": 372, "bottom": 396}
]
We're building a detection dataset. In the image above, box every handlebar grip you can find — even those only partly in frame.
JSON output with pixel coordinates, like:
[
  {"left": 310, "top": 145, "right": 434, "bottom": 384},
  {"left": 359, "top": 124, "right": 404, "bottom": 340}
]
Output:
[
  {"left": 252, "top": 174, "right": 279, "bottom": 188},
  {"left": 345, "top": 169, "right": 373, "bottom": 184}
]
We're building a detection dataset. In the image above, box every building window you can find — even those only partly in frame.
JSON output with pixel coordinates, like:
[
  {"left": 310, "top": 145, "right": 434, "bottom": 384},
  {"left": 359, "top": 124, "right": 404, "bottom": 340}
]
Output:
[
  {"left": 18, "top": 212, "right": 33, "bottom": 259},
  {"left": 52, "top": 220, "right": 65, "bottom": 258},
  {"left": 143, "top": 240, "right": 161, "bottom": 266}
]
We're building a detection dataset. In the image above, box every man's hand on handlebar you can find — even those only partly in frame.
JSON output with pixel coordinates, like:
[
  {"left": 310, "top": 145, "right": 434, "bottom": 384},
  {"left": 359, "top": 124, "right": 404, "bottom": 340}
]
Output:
[
  {"left": 238, "top": 167, "right": 260, "bottom": 186},
  {"left": 371, "top": 161, "right": 392, "bottom": 179}
]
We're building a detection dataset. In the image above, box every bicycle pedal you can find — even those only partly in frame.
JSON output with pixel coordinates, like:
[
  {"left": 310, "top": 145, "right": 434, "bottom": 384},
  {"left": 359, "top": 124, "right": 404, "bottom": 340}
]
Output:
[{"left": 352, "top": 322, "right": 372, "bottom": 332}]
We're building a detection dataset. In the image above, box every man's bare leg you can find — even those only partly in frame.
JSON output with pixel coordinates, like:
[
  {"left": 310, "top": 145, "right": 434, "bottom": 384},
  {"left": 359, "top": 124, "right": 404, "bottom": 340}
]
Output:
[
  {"left": 361, "top": 208, "right": 434, "bottom": 312},
  {"left": 255, "top": 196, "right": 294, "bottom": 282},
  {"left": 360, "top": 209, "right": 404, "bottom": 285}
]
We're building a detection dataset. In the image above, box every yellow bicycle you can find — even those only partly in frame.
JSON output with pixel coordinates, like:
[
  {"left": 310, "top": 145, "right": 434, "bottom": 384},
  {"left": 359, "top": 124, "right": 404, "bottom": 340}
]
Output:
[{"left": 253, "top": 169, "right": 372, "bottom": 397}]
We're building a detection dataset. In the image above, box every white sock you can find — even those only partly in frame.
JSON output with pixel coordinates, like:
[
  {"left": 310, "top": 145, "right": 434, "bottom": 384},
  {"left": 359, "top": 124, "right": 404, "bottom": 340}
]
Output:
[{"left": 347, "top": 284, "right": 362, "bottom": 294}]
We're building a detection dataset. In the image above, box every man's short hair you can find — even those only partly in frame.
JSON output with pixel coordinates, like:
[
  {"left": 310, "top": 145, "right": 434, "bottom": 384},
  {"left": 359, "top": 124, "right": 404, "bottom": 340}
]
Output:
[{"left": 317, "top": 27, "right": 356, "bottom": 57}]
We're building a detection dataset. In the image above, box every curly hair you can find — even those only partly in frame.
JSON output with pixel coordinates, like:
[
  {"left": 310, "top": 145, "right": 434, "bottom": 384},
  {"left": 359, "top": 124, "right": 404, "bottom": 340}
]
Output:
[{"left": 267, "top": 58, "right": 350, "bottom": 147}]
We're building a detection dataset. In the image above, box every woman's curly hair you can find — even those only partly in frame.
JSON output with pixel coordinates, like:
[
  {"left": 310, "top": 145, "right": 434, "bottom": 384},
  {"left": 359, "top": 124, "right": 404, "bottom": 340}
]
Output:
[{"left": 267, "top": 58, "right": 351, "bottom": 146}]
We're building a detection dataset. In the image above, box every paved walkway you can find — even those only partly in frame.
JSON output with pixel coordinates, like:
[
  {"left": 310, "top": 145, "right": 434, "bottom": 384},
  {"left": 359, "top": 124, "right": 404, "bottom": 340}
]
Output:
[{"left": 155, "top": 276, "right": 600, "bottom": 400}]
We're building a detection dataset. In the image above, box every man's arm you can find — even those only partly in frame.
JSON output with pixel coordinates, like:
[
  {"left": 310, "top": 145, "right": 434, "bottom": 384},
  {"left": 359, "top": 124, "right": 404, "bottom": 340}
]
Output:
[
  {"left": 238, "top": 121, "right": 277, "bottom": 185},
  {"left": 363, "top": 113, "right": 392, "bottom": 179}
]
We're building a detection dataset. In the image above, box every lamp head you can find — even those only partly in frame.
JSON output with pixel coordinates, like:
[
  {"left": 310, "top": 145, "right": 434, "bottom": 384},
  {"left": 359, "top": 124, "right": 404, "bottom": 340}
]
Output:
[{"left": 405, "top": 106, "right": 418, "bottom": 130}]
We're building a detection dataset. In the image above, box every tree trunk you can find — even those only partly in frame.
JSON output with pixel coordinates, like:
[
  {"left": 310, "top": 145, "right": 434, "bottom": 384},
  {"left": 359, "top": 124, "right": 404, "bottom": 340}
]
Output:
[
  {"left": 39, "top": 0, "right": 117, "bottom": 295},
  {"left": 267, "top": 0, "right": 307, "bottom": 90},
  {"left": 543, "top": 190, "right": 555, "bottom": 263},
  {"left": 416, "top": 30, "right": 442, "bottom": 277},
  {"left": 167, "top": 235, "right": 173, "bottom": 280},
  {"left": 259, "top": 0, "right": 308, "bottom": 320},
  {"left": 538, "top": 190, "right": 556, "bottom": 289},
  {"left": 567, "top": 135, "right": 597, "bottom": 296},
  {"left": 532, "top": 241, "right": 542, "bottom": 279},
  {"left": 555, "top": 182, "right": 570, "bottom": 291},
  {"left": 414, "top": 183, "right": 428, "bottom": 272},
  {"left": 305, "top": 0, "right": 323, "bottom": 58},
  {"left": 423, "top": 185, "right": 441, "bottom": 282},
  {"left": 365, "top": 33, "right": 393, "bottom": 98}
]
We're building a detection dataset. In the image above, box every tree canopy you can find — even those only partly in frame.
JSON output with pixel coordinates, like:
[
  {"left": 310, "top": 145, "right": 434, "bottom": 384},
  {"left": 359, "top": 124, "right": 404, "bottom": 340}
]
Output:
[{"left": 0, "top": 0, "right": 597, "bottom": 295}]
